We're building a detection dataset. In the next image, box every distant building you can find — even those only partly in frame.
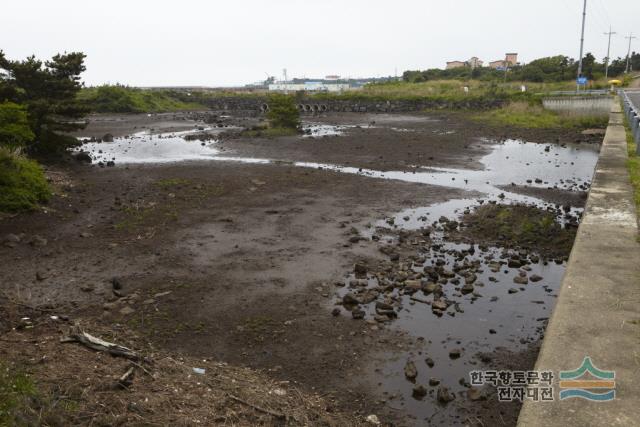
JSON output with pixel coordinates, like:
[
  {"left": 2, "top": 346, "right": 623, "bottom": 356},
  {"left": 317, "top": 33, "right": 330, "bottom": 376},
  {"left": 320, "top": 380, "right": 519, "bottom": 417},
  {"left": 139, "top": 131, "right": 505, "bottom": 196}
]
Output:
[
  {"left": 490, "top": 53, "right": 519, "bottom": 70},
  {"left": 468, "top": 57, "right": 483, "bottom": 69},
  {"left": 268, "top": 81, "right": 350, "bottom": 92},
  {"left": 446, "top": 61, "right": 466, "bottom": 70},
  {"left": 325, "top": 75, "right": 341, "bottom": 80}
]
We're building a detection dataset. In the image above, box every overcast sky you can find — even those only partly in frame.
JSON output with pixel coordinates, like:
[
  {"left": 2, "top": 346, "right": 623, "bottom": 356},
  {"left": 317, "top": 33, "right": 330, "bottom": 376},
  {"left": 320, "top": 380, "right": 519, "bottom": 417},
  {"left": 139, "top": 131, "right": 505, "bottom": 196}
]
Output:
[{"left": 2, "top": 0, "right": 639, "bottom": 87}]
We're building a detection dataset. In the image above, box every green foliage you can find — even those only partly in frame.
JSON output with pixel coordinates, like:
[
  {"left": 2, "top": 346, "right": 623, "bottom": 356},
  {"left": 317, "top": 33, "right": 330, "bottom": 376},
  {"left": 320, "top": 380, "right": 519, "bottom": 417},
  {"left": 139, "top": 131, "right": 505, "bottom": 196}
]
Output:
[
  {"left": 78, "top": 85, "right": 205, "bottom": 113},
  {"left": 0, "top": 102, "right": 34, "bottom": 149},
  {"left": 242, "top": 126, "right": 299, "bottom": 138},
  {"left": 0, "top": 51, "right": 89, "bottom": 154},
  {"left": 402, "top": 53, "right": 638, "bottom": 85},
  {"left": 473, "top": 102, "right": 609, "bottom": 129},
  {"left": 0, "top": 148, "right": 50, "bottom": 212},
  {"left": 266, "top": 94, "right": 300, "bottom": 129}
]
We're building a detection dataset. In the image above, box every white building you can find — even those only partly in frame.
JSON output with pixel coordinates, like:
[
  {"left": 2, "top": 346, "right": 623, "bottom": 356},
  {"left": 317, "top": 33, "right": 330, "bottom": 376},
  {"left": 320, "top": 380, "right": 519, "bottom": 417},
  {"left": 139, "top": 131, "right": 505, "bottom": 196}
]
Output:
[{"left": 268, "top": 81, "right": 350, "bottom": 92}]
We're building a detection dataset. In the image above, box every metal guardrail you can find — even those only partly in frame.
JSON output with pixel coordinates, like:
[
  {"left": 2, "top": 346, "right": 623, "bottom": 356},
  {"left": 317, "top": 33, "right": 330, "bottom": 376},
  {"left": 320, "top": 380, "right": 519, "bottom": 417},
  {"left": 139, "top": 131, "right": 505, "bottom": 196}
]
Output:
[{"left": 621, "top": 90, "right": 640, "bottom": 154}]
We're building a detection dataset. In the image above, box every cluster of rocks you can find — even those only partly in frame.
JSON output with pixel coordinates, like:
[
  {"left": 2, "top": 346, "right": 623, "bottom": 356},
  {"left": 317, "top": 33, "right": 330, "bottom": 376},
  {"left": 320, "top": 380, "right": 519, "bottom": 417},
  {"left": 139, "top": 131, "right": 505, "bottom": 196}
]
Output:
[{"left": 334, "top": 237, "right": 547, "bottom": 324}]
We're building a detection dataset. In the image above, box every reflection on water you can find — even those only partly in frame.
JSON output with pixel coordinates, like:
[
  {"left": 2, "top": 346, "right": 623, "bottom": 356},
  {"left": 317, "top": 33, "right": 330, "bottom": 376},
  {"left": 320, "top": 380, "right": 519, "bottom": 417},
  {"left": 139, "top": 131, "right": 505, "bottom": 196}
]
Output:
[{"left": 75, "top": 129, "right": 221, "bottom": 164}]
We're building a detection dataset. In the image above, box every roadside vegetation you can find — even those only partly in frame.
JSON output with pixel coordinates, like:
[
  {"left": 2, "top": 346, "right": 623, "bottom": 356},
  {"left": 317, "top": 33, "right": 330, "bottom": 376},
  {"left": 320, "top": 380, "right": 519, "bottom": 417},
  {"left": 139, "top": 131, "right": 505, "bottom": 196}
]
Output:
[
  {"left": 625, "top": 118, "right": 640, "bottom": 212},
  {"left": 471, "top": 101, "right": 609, "bottom": 129},
  {"left": 78, "top": 85, "right": 205, "bottom": 113}
]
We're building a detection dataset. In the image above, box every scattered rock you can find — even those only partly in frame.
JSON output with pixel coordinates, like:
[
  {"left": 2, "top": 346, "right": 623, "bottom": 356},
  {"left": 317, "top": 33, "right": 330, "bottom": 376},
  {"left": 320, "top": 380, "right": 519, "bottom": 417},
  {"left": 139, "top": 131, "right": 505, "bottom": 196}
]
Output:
[
  {"left": 354, "top": 263, "right": 367, "bottom": 276},
  {"left": 449, "top": 349, "right": 462, "bottom": 359},
  {"left": 342, "top": 293, "right": 360, "bottom": 305},
  {"left": 461, "top": 283, "right": 474, "bottom": 295},
  {"left": 404, "top": 360, "right": 418, "bottom": 380},
  {"left": 513, "top": 275, "right": 529, "bottom": 285},
  {"left": 437, "top": 386, "right": 455, "bottom": 404},
  {"left": 412, "top": 384, "right": 428, "bottom": 398},
  {"left": 530, "top": 274, "right": 543, "bottom": 282},
  {"left": 351, "top": 308, "right": 365, "bottom": 320},
  {"left": 428, "top": 378, "right": 440, "bottom": 386}
]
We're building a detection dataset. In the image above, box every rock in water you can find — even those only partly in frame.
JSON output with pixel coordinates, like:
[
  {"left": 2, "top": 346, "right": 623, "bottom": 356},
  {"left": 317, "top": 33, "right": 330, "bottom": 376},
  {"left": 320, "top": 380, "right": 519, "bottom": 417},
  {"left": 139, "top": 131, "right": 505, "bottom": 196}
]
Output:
[
  {"left": 513, "top": 275, "right": 529, "bottom": 285},
  {"left": 412, "top": 384, "right": 428, "bottom": 397},
  {"left": 404, "top": 360, "right": 418, "bottom": 380},
  {"left": 461, "top": 283, "right": 474, "bottom": 295},
  {"left": 437, "top": 386, "right": 455, "bottom": 403}
]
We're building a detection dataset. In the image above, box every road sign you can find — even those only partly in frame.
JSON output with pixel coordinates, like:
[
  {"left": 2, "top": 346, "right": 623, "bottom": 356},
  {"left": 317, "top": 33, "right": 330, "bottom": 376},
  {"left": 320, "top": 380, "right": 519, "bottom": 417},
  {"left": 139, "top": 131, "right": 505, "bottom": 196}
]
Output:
[{"left": 577, "top": 76, "right": 588, "bottom": 85}]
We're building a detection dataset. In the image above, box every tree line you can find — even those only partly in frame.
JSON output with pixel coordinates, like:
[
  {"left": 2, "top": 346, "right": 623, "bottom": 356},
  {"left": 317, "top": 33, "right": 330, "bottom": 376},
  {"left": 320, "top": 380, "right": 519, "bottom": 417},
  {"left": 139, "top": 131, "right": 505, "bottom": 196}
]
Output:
[{"left": 403, "top": 53, "right": 640, "bottom": 83}]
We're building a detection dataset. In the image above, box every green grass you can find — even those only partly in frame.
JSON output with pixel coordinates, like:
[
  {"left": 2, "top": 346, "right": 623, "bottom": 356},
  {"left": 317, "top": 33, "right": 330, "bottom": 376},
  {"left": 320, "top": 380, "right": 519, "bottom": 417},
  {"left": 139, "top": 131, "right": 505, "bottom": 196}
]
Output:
[
  {"left": 0, "top": 148, "right": 50, "bottom": 213},
  {"left": 472, "top": 101, "right": 609, "bottom": 129},
  {"left": 0, "top": 363, "right": 36, "bottom": 426},
  {"left": 79, "top": 85, "right": 205, "bottom": 113},
  {"left": 625, "top": 118, "right": 640, "bottom": 212}
]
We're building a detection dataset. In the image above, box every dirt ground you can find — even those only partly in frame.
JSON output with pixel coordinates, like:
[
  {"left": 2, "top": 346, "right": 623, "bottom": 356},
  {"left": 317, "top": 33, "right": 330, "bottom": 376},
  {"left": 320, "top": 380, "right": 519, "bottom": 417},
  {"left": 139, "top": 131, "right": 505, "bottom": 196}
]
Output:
[{"left": 0, "top": 111, "right": 600, "bottom": 426}]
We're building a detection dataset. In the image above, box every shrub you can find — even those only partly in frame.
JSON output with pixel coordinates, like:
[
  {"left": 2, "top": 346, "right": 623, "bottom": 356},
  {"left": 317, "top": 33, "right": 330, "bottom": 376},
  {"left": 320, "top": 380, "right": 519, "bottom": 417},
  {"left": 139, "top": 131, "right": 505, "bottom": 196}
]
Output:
[
  {"left": 0, "top": 148, "right": 50, "bottom": 212},
  {"left": 0, "top": 102, "right": 34, "bottom": 149},
  {"left": 266, "top": 94, "right": 300, "bottom": 129}
]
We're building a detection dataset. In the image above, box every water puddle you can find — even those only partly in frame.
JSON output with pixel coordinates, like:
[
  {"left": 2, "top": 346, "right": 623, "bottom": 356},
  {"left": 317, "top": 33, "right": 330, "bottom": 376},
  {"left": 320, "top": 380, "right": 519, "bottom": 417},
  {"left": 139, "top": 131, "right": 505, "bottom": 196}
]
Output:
[
  {"left": 75, "top": 129, "right": 222, "bottom": 164},
  {"left": 301, "top": 123, "right": 374, "bottom": 138}
]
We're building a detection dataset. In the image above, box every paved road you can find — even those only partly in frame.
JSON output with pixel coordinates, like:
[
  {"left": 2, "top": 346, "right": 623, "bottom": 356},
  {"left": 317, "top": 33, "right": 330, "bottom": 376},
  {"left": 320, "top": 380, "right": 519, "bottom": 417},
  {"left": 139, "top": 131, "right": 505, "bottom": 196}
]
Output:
[{"left": 627, "top": 91, "right": 640, "bottom": 111}]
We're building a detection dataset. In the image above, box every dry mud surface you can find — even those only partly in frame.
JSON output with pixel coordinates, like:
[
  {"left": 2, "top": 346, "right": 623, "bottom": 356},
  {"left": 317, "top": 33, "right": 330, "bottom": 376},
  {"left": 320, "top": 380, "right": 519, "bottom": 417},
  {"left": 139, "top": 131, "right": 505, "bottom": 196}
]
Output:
[{"left": 0, "top": 111, "right": 601, "bottom": 426}]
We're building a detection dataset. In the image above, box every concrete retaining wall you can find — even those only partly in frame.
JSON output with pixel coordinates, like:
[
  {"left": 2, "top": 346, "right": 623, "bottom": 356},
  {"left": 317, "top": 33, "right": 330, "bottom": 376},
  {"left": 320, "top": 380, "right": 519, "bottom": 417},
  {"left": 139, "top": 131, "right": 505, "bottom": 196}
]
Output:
[
  {"left": 201, "top": 97, "right": 505, "bottom": 114},
  {"left": 517, "top": 102, "right": 640, "bottom": 426},
  {"left": 542, "top": 96, "right": 613, "bottom": 116}
]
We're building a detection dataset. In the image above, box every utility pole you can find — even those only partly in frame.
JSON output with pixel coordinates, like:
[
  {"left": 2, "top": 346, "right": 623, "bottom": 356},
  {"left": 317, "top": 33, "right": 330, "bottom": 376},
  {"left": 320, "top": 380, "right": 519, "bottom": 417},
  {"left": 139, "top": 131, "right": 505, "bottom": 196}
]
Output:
[
  {"left": 577, "top": 0, "right": 587, "bottom": 91},
  {"left": 604, "top": 27, "right": 617, "bottom": 80},
  {"left": 626, "top": 33, "right": 637, "bottom": 74}
]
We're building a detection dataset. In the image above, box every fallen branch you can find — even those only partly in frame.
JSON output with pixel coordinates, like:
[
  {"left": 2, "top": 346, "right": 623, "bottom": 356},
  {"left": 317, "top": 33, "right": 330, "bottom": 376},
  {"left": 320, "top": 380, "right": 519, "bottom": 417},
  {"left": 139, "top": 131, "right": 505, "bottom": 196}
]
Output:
[
  {"left": 61, "top": 326, "right": 145, "bottom": 362},
  {"left": 117, "top": 366, "right": 135, "bottom": 389},
  {"left": 227, "top": 393, "right": 286, "bottom": 420}
]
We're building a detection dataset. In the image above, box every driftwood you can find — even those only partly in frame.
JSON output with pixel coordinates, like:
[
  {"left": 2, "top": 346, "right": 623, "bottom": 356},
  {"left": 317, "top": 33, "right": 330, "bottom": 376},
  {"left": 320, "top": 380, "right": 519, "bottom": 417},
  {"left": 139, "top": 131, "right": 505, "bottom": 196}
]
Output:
[
  {"left": 228, "top": 394, "right": 286, "bottom": 420},
  {"left": 61, "top": 326, "right": 143, "bottom": 362}
]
